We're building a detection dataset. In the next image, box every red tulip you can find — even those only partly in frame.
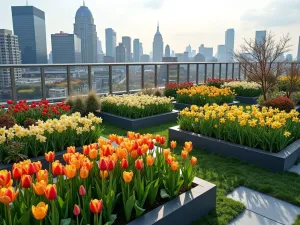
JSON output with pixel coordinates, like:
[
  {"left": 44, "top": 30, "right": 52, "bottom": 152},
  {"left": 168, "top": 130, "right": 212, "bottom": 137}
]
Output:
[
  {"left": 21, "top": 175, "right": 32, "bottom": 188},
  {"left": 159, "top": 137, "right": 166, "bottom": 145},
  {"left": 90, "top": 199, "right": 103, "bottom": 214},
  {"left": 45, "top": 184, "right": 57, "bottom": 200},
  {"left": 12, "top": 167, "right": 22, "bottom": 180},
  {"left": 79, "top": 185, "right": 86, "bottom": 196},
  {"left": 120, "top": 158, "right": 128, "bottom": 169},
  {"left": 45, "top": 151, "right": 55, "bottom": 162},
  {"left": 99, "top": 158, "right": 108, "bottom": 171},
  {"left": 73, "top": 204, "right": 81, "bottom": 216},
  {"left": 6, "top": 100, "right": 13, "bottom": 105},
  {"left": 107, "top": 160, "right": 115, "bottom": 171},
  {"left": 135, "top": 159, "right": 144, "bottom": 170}
]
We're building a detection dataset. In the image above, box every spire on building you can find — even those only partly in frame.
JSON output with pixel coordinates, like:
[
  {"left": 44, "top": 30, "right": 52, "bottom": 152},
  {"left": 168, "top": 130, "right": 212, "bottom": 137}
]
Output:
[
  {"left": 83, "top": 0, "right": 85, "bottom": 6},
  {"left": 157, "top": 22, "right": 159, "bottom": 32}
]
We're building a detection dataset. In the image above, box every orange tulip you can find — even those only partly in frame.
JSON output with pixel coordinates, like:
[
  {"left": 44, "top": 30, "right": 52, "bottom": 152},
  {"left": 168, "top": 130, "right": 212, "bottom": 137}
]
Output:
[
  {"left": 45, "top": 151, "right": 55, "bottom": 162},
  {"left": 184, "top": 141, "right": 193, "bottom": 152},
  {"left": 45, "top": 184, "right": 57, "bottom": 200},
  {"left": 63, "top": 153, "right": 71, "bottom": 163},
  {"left": 141, "top": 144, "right": 149, "bottom": 154},
  {"left": 166, "top": 155, "right": 174, "bottom": 165},
  {"left": 181, "top": 150, "right": 189, "bottom": 159},
  {"left": 120, "top": 158, "right": 128, "bottom": 169},
  {"left": 163, "top": 149, "right": 171, "bottom": 159},
  {"left": 33, "top": 161, "right": 42, "bottom": 173},
  {"left": 89, "top": 148, "right": 98, "bottom": 160},
  {"left": 123, "top": 171, "right": 133, "bottom": 183},
  {"left": 67, "top": 146, "right": 76, "bottom": 153},
  {"left": 171, "top": 161, "right": 179, "bottom": 171},
  {"left": 81, "top": 159, "right": 93, "bottom": 171},
  {"left": 117, "top": 148, "right": 127, "bottom": 159},
  {"left": 73, "top": 204, "right": 81, "bottom": 216},
  {"left": 170, "top": 141, "right": 177, "bottom": 149},
  {"left": 12, "top": 166, "right": 22, "bottom": 180},
  {"left": 24, "top": 163, "right": 36, "bottom": 175},
  {"left": 116, "top": 136, "right": 124, "bottom": 145},
  {"left": 131, "top": 150, "right": 137, "bottom": 159},
  {"left": 0, "top": 170, "right": 13, "bottom": 188},
  {"left": 83, "top": 145, "right": 90, "bottom": 155},
  {"left": 32, "top": 202, "right": 48, "bottom": 220},
  {"left": 0, "top": 187, "right": 19, "bottom": 205},
  {"left": 191, "top": 156, "right": 197, "bottom": 165},
  {"left": 127, "top": 131, "right": 135, "bottom": 140},
  {"left": 65, "top": 165, "right": 76, "bottom": 179},
  {"left": 109, "top": 134, "right": 117, "bottom": 142},
  {"left": 80, "top": 166, "right": 89, "bottom": 179},
  {"left": 52, "top": 161, "right": 64, "bottom": 176},
  {"left": 146, "top": 155, "right": 154, "bottom": 166},
  {"left": 90, "top": 199, "right": 103, "bottom": 214},
  {"left": 155, "top": 135, "right": 161, "bottom": 142},
  {"left": 36, "top": 169, "right": 48, "bottom": 182},
  {"left": 21, "top": 175, "right": 32, "bottom": 188},
  {"left": 33, "top": 180, "right": 47, "bottom": 195},
  {"left": 70, "top": 157, "right": 81, "bottom": 170},
  {"left": 99, "top": 170, "right": 108, "bottom": 179}
]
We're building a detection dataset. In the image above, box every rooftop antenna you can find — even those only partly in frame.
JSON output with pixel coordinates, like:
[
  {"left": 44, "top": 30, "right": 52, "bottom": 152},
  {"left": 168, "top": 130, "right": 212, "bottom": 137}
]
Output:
[
  {"left": 157, "top": 21, "right": 159, "bottom": 32},
  {"left": 83, "top": 0, "right": 85, "bottom": 6}
]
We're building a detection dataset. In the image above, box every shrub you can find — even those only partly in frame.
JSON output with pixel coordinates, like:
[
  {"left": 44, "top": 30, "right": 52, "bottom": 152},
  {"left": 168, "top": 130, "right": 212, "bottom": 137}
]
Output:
[
  {"left": 0, "top": 113, "right": 15, "bottom": 128},
  {"left": 23, "top": 118, "right": 37, "bottom": 128},
  {"left": 85, "top": 91, "right": 100, "bottom": 113},
  {"left": 257, "top": 90, "right": 286, "bottom": 106},
  {"left": 263, "top": 97, "right": 295, "bottom": 112},
  {"left": 164, "top": 82, "right": 194, "bottom": 98},
  {"left": 65, "top": 96, "right": 75, "bottom": 110},
  {"left": 72, "top": 96, "right": 86, "bottom": 115},
  {"left": 291, "top": 92, "right": 300, "bottom": 105},
  {"left": 140, "top": 88, "right": 164, "bottom": 97}
]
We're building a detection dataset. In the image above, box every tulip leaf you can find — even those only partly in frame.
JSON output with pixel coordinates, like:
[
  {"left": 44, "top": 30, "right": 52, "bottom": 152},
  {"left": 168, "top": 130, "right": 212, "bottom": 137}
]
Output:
[
  {"left": 134, "top": 201, "right": 146, "bottom": 217},
  {"left": 57, "top": 195, "right": 64, "bottom": 208},
  {"left": 60, "top": 218, "right": 71, "bottom": 225},
  {"left": 17, "top": 209, "right": 30, "bottom": 225},
  {"left": 160, "top": 188, "right": 170, "bottom": 199},
  {"left": 125, "top": 195, "right": 135, "bottom": 222},
  {"left": 106, "top": 214, "right": 117, "bottom": 225}
]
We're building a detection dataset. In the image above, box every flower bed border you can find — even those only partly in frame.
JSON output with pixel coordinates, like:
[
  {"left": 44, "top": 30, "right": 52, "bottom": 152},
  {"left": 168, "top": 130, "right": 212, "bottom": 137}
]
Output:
[
  {"left": 172, "top": 101, "right": 239, "bottom": 110},
  {"left": 235, "top": 96, "right": 258, "bottom": 104},
  {"left": 169, "top": 125, "right": 300, "bottom": 172},
  {"left": 96, "top": 110, "right": 179, "bottom": 131},
  {"left": 127, "top": 177, "right": 216, "bottom": 225}
]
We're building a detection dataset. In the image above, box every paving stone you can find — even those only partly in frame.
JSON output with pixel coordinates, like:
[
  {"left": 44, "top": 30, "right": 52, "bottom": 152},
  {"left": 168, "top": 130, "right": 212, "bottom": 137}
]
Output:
[
  {"left": 229, "top": 210, "right": 283, "bottom": 225},
  {"left": 227, "top": 186, "right": 300, "bottom": 225},
  {"left": 289, "top": 163, "right": 300, "bottom": 175}
]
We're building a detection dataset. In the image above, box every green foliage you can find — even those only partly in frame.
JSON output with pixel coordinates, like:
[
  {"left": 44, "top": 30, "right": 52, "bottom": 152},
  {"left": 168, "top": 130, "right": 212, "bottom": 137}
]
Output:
[
  {"left": 85, "top": 91, "right": 100, "bottom": 113},
  {"left": 23, "top": 118, "right": 37, "bottom": 128},
  {"left": 291, "top": 92, "right": 300, "bottom": 105},
  {"left": 65, "top": 96, "right": 75, "bottom": 110},
  {"left": 3, "top": 141, "right": 27, "bottom": 164},
  {"left": 257, "top": 90, "right": 286, "bottom": 106},
  {"left": 72, "top": 97, "right": 86, "bottom": 115},
  {"left": 140, "top": 88, "right": 164, "bottom": 97}
]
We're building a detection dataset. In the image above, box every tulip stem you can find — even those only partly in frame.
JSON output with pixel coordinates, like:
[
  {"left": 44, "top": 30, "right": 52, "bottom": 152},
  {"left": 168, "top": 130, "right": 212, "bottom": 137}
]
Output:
[
  {"left": 76, "top": 216, "right": 79, "bottom": 225},
  {"left": 40, "top": 220, "right": 43, "bottom": 225},
  {"left": 51, "top": 201, "right": 55, "bottom": 225},
  {"left": 7, "top": 205, "right": 12, "bottom": 225}
]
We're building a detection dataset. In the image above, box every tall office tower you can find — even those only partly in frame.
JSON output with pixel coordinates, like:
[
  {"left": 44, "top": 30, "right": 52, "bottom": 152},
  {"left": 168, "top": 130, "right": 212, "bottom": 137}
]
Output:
[
  {"left": 97, "top": 37, "right": 103, "bottom": 54},
  {"left": 225, "top": 28, "right": 235, "bottom": 61},
  {"left": 0, "top": 29, "right": 22, "bottom": 88},
  {"left": 255, "top": 30, "right": 267, "bottom": 45},
  {"left": 116, "top": 43, "right": 126, "bottom": 62},
  {"left": 139, "top": 43, "right": 143, "bottom": 57},
  {"left": 152, "top": 24, "right": 164, "bottom": 62},
  {"left": 105, "top": 28, "right": 117, "bottom": 60},
  {"left": 171, "top": 50, "right": 175, "bottom": 57},
  {"left": 51, "top": 31, "right": 82, "bottom": 63},
  {"left": 74, "top": 2, "right": 97, "bottom": 63},
  {"left": 11, "top": 5, "right": 47, "bottom": 64},
  {"left": 286, "top": 54, "right": 293, "bottom": 62},
  {"left": 122, "top": 36, "right": 131, "bottom": 62},
  {"left": 199, "top": 44, "right": 213, "bottom": 60},
  {"left": 183, "top": 52, "right": 189, "bottom": 61},
  {"left": 186, "top": 44, "right": 192, "bottom": 57},
  {"left": 165, "top": 44, "right": 170, "bottom": 57},
  {"left": 191, "top": 50, "right": 196, "bottom": 57},
  {"left": 297, "top": 37, "right": 300, "bottom": 62},
  {"left": 217, "top": 45, "right": 226, "bottom": 62},
  {"left": 133, "top": 39, "right": 140, "bottom": 62}
]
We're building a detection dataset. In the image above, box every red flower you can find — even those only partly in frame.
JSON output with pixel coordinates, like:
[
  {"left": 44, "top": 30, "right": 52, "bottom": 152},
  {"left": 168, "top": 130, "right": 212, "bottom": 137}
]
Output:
[
  {"left": 107, "top": 160, "right": 115, "bottom": 171},
  {"left": 99, "top": 158, "right": 108, "bottom": 171},
  {"left": 7, "top": 100, "right": 14, "bottom": 105},
  {"left": 120, "top": 158, "right": 128, "bottom": 169},
  {"left": 135, "top": 159, "right": 144, "bottom": 170}
]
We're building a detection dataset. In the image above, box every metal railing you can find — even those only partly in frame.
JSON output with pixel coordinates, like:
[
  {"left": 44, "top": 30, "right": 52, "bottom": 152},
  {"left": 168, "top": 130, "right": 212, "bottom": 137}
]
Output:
[{"left": 0, "top": 62, "right": 245, "bottom": 103}]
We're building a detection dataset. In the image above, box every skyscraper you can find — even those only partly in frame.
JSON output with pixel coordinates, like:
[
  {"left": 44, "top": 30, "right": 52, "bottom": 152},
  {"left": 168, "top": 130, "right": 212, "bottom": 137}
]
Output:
[
  {"left": 51, "top": 32, "right": 82, "bottom": 63},
  {"left": 11, "top": 5, "right": 47, "bottom": 64},
  {"left": 186, "top": 45, "right": 192, "bottom": 57},
  {"left": 297, "top": 37, "right": 300, "bottom": 62},
  {"left": 225, "top": 28, "right": 235, "bottom": 61},
  {"left": 105, "top": 28, "right": 117, "bottom": 61},
  {"left": 255, "top": 30, "right": 267, "bottom": 45},
  {"left": 133, "top": 39, "right": 140, "bottom": 62},
  {"left": 0, "top": 29, "right": 22, "bottom": 88},
  {"left": 140, "top": 54, "right": 150, "bottom": 62},
  {"left": 152, "top": 24, "right": 164, "bottom": 62},
  {"left": 165, "top": 45, "right": 170, "bottom": 57},
  {"left": 139, "top": 43, "right": 143, "bottom": 57},
  {"left": 199, "top": 44, "right": 213, "bottom": 61},
  {"left": 217, "top": 45, "right": 226, "bottom": 62},
  {"left": 97, "top": 37, "right": 103, "bottom": 54},
  {"left": 122, "top": 36, "right": 131, "bottom": 62},
  {"left": 116, "top": 43, "right": 126, "bottom": 62},
  {"left": 74, "top": 2, "right": 97, "bottom": 63}
]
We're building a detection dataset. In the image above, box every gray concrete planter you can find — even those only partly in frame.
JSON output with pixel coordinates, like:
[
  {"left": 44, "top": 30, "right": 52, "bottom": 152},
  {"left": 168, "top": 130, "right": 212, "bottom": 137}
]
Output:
[
  {"left": 127, "top": 177, "right": 216, "bottom": 225},
  {"left": 235, "top": 96, "right": 258, "bottom": 104},
  {"left": 169, "top": 126, "right": 300, "bottom": 172},
  {"left": 173, "top": 101, "right": 239, "bottom": 110},
  {"left": 96, "top": 110, "right": 178, "bottom": 131}
]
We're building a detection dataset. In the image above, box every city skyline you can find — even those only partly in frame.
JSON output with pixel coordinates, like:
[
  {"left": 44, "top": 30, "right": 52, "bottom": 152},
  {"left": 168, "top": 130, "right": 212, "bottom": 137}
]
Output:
[{"left": 0, "top": 0, "right": 299, "bottom": 57}]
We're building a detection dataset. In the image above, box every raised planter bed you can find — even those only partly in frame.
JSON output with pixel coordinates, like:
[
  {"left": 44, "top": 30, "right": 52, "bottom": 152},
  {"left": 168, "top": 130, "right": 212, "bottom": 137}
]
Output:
[
  {"left": 172, "top": 101, "right": 239, "bottom": 110},
  {"left": 235, "top": 96, "right": 258, "bottom": 104},
  {"left": 169, "top": 126, "right": 300, "bottom": 172},
  {"left": 127, "top": 177, "right": 216, "bottom": 225},
  {"left": 96, "top": 110, "right": 179, "bottom": 131}
]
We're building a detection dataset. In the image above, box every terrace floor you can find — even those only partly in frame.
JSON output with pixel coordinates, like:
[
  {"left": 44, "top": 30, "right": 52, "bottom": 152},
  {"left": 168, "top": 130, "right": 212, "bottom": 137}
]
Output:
[{"left": 102, "top": 122, "right": 300, "bottom": 225}]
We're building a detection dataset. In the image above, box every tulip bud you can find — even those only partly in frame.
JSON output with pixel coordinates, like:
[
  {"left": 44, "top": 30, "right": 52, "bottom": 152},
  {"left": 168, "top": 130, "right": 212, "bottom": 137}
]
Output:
[
  {"left": 181, "top": 150, "right": 189, "bottom": 159},
  {"left": 99, "top": 158, "right": 108, "bottom": 171},
  {"left": 107, "top": 160, "right": 115, "bottom": 171},
  {"left": 148, "top": 140, "right": 154, "bottom": 150},
  {"left": 137, "top": 147, "right": 143, "bottom": 156},
  {"left": 45, "top": 151, "right": 55, "bottom": 162},
  {"left": 73, "top": 204, "right": 81, "bottom": 216},
  {"left": 79, "top": 185, "right": 86, "bottom": 196},
  {"left": 191, "top": 156, "right": 197, "bottom": 165},
  {"left": 135, "top": 159, "right": 144, "bottom": 170},
  {"left": 159, "top": 136, "right": 166, "bottom": 145},
  {"left": 80, "top": 166, "right": 89, "bottom": 179},
  {"left": 21, "top": 175, "right": 32, "bottom": 188},
  {"left": 45, "top": 184, "right": 57, "bottom": 200},
  {"left": 120, "top": 158, "right": 128, "bottom": 169},
  {"left": 170, "top": 141, "right": 177, "bottom": 149},
  {"left": 12, "top": 167, "right": 22, "bottom": 180}
]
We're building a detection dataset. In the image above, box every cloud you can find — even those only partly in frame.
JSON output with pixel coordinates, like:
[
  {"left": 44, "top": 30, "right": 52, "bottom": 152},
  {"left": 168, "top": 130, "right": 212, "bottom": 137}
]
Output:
[
  {"left": 144, "top": 0, "right": 165, "bottom": 9},
  {"left": 241, "top": 0, "right": 300, "bottom": 27}
]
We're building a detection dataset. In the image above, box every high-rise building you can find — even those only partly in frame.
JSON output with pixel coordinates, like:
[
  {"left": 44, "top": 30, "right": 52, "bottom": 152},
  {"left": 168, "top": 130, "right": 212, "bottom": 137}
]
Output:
[
  {"left": 74, "top": 2, "right": 97, "bottom": 63},
  {"left": 152, "top": 24, "right": 164, "bottom": 62},
  {"left": 286, "top": 54, "right": 293, "bottom": 62},
  {"left": 122, "top": 36, "right": 131, "bottom": 62},
  {"left": 133, "top": 39, "right": 140, "bottom": 62},
  {"left": 217, "top": 45, "right": 226, "bottom": 62},
  {"left": 51, "top": 31, "right": 82, "bottom": 64},
  {"left": 255, "top": 30, "right": 267, "bottom": 45},
  {"left": 0, "top": 29, "right": 22, "bottom": 88},
  {"left": 48, "top": 51, "right": 53, "bottom": 64},
  {"left": 116, "top": 43, "right": 126, "bottom": 63},
  {"left": 97, "top": 37, "right": 103, "bottom": 54},
  {"left": 165, "top": 45, "right": 170, "bottom": 57},
  {"left": 199, "top": 44, "right": 213, "bottom": 61},
  {"left": 225, "top": 28, "right": 235, "bottom": 61},
  {"left": 171, "top": 50, "right": 175, "bottom": 57},
  {"left": 140, "top": 54, "right": 150, "bottom": 62},
  {"left": 105, "top": 28, "right": 117, "bottom": 60},
  {"left": 11, "top": 6, "right": 47, "bottom": 64},
  {"left": 191, "top": 50, "right": 196, "bottom": 57},
  {"left": 139, "top": 43, "right": 143, "bottom": 57},
  {"left": 183, "top": 52, "right": 189, "bottom": 61},
  {"left": 186, "top": 45, "right": 192, "bottom": 57},
  {"left": 297, "top": 37, "right": 300, "bottom": 62}
]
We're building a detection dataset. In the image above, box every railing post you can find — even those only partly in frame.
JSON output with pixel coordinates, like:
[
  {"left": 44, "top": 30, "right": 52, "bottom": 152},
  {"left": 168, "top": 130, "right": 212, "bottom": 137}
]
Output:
[
  {"left": 109, "top": 65, "right": 113, "bottom": 94},
  {"left": 40, "top": 67, "right": 46, "bottom": 99},
  {"left": 219, "top": 63, "right": 222, "bottom": 79},
  {"left": 166, "top": 64, "right": 169, "bottom": 84},
  {"left": 212, "top": 63, "right": 215, "bottom": 79},
  {"left": 177, "top": 64, "right": 180, "bottom": 83},
  {"left": 225, "top": 63, "right": 228, "bottom": 79},
  {"left": 66, "top": 66, "right": 71, "bottom": 96},
  {"left": 196, "top": 64, "right": 199, "bottom": 85},
  {"left": 10, "top": 67, "right": 17, "bottom": 102},
  {"left": 238, "top": 63, "right": 241, "bottom": 80},
  {"left": 187, "top": 64, "right": 190, "bottom": 82},
  {"left": 232, "top": 63, "right": 235, "bottom": 79},
  {"left": 126, "top": 65, "right": 130, "bottom": 93},
  {"left": 154, "top": 65, "right": 158, "bottom": 88},
  {"left": 88, "top": 65, "right": 92, "bottom": 91},
  {"left": 204, "top": 63, "right": 207, "bottom": 83},
  {"left": 141, "top": 64, "right": 144, "bottom": 89}
]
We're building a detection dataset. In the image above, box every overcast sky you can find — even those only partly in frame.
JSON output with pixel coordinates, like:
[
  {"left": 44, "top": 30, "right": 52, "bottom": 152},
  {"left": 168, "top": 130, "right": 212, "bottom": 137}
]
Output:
[{"left": 1, "top": 0, "right": 300, "bottom": 57}]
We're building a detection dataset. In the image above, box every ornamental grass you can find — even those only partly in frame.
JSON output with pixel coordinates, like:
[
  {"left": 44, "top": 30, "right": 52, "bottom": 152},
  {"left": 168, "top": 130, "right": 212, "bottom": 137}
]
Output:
[
  {"left": 0, "top": 132, "right": 197, "bottom": 225},
  {"left": 101, "top": 94, "right": 174, "bottom": 119},
  {"left": 222, "top": 81, "right": 262, "bottom": 97},
  {"left": 178, "top": 104, "right": 300, "bottom": 152},
  {"left": 176, "top": 85, "right": 235, "bottom": 106}
]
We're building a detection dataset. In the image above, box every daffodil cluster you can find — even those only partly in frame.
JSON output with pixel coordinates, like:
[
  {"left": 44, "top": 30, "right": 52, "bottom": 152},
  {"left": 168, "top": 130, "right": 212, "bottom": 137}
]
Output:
[
  {"left": 178, "top": 104, "right": 300, "bottom": 152},
  {"left": 0, "top": 113, "right": 103, "bottom": 162},
  {"left": 222, "top": 81, "right": 262, "bottom": 97},
  {"left": 176, "top": 85, "right": 235, "bottom": 106},
  {"left": 101, "top": 94, "right": 174, "bottom": 119}
]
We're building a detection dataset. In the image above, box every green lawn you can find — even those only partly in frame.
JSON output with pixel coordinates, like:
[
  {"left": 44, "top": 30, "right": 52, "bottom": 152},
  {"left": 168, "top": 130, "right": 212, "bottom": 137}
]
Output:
[{"left": 102, "top": 121, "right": 300, "bottom": 225}]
